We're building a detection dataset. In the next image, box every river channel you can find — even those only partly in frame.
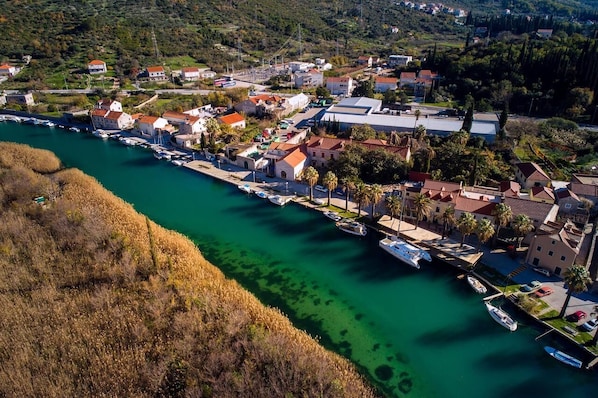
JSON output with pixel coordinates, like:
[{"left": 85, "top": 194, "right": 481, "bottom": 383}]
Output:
[{"left": 1, "top": 122, "right": 596, "bottom": 397}]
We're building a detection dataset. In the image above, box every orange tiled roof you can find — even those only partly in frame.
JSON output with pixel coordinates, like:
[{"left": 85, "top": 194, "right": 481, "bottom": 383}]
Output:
[
  {"left": 218, "top": 112, "right": 245, "bottom": 125},
  {"left": 105, "top": 111, "right": 123, "bottom": 120},
  {"left": 400, "top": 72, "right": 416, "bottom": 79},
  {"left": 182, "top": 67, "right": 199, "bottom": 73},
  {"left": 517, "top": 162, "right": 550, "bottom": 180},
  {"left": 327, "top": 76, "right": 351, "bottom": 83},
  {"left": 0, "top": 64, "right": 13, "bottom": 69},
  {"left": 91, "top": 108, "right": 109, "bottom": 117},
  {"left": 88, "top": 59, "right": 105, "bottom": 65},
  {"left": 138, "top": 115, "right": 160, "bottom": 124},
  {"left": 269, "top": 142, "right": 299, "bottom": 152},
  {"left": 531, "top": 186, "right": 555, "bottom": 201},
  {"left": 249, "top": 94, "right": 283, "bottom": 105},
  {"left": 306, "top": 136, "right": 348, "bottom": 150},
  {"left": 281, "top": 147, "right": 307, "bottom": 168},
  {"left": 375, "top": 76, "right": 398, "bottom": 83},
  {"left": 455, "top": 196, "right": 496, "bottom": 216},
  {"left": 147, "top": 66, "right": 164, "bottom": 73}
]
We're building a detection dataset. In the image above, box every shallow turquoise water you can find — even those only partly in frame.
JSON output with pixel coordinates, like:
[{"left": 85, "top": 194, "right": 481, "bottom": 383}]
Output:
[{"left": 1, "top": 122, "right": 596, "bottom": 397}]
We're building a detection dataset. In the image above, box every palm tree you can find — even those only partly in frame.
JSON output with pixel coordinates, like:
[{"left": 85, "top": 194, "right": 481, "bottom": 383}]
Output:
[
  {"left": 413, "top": 109, "right": 421, "bottom": 134},
  {"left": 340, "top": 177, "right": 356, "bottom": 212},
  {"left": 368, "top": 184, "right": 384, "bottom": 220},
  {"left": 475, "top": 218, "right": 495, "bottom": 252},
  {"left": 412, "top": 193, "right": 431, "bottom": 229},
  {"left": 559, "top": 265, "right": 592, "bottom": 318},
  {"left": 386, "top": 194, "right": 402, "bottom": 232},
  {"left": 512, "top": 214, "right": 534, "bottom": 248},
  {"left": 301, "top": 166, "right": 319, "bottom": 201},
  {"left": 440, "top": 206, "right": 456, "bottom": 239},
  {"left": 492, "top": 203, "right": 513, "bottom": 247},
  {"left": 353, "top": 182, "right": 368, "bottom": 217},
  {"left": 457, "top": 212, "right": 477, "bottom": 247},
  {"left": 322, "top": 171, "right": 338, "bottom": 206}
]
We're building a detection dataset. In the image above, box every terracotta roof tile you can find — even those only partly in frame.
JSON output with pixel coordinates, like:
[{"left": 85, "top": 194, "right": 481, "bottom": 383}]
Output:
[{"left": 218, "top": 112, "right": 245, "bottom": 125}]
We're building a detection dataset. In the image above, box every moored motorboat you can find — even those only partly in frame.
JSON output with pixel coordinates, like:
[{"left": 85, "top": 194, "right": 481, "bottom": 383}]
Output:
[
  {"left": 92, "top": 129, "right": 109, "bottom": 139},
  {"left": 544, "top": 346, "right": 583, "bottom": 369},
  {"left": 268, "top": 194, "right": 291, "bottom": 206},
  {"left": 467, "top": 275, "right": 487, "bottom": 294},
  {"left": 171, "top": 159, "right": 185, "bottom": 166},
  {"left": 238, "top": 184, "right": 252, "bottom": 194},
  {"left": 323, "top": 210, "right": 342, "bottom": 222},
  {"left": 485, "top": 301, "right": 517, "bottom": 331},
  {"left": 255, "top": 191, "right": 268, "bottom": 199},
  {"left": 336, "top": 219, "right": 367, "bottom": 237},
  {"left": 379, "top": 235, "right": 431, "bottom": 269}
]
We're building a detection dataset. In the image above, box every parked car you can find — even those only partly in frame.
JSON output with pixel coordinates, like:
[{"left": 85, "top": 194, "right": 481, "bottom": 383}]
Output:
[
  {"left": 314, "top": 185, "right": 328, "bottom": 193},
  {"left": 534, "top": 286, "right": 553, "bottom": 298},
  {"left": 581, "top": 318, "right": 598, "bottom": 332},
  {"left": 520, "top": 280, "right": 542, "bottom": 292},
  {"left": 567, "top": 311, "right": 587, "bottom": 322},
  {"left": 532, "top": 267, "right": 551, "bottom": 277}
]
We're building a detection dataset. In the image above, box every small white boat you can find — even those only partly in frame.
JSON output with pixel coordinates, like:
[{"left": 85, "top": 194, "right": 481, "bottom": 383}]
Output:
[
  {"left": 544, "top": 346, "right": 583, "bottom": 369},
  {"left": 238, "top": 184, "right": 252, "bottom": 194},
  {"left": 485, "top": 302, "right": 517, "bottom": 331},
  {"left": 69, "top": 127, "right": 80, "bottom": 133},
  {"left": 336, "top": 219, "right": 367, "bottom": 237},
  {"left": 268, "top": 195, "right": 291, "bottom": 206},
  {"left": 171, "top": 159, "right": 185, "bottom": 166},
  {"left": 323, "top": 210, "right": 342, "bottom": 222},
  {"left": 40, "top": 120, "right": 55, "bottom": 127},
  {"left": 154, "top": 151, "right": 172, "bottom": 160},
  {"left": 467, "top": 275, "right": 487, "bottom": 294},
  {"left": 379, "top": 235, "right": 431, "bottom": 269},
  {"left": 255, "top": 191, "right": 268, "bottom": 199},
  {"left": 92, "top": 129, "right": 109, "bottom": 139}
]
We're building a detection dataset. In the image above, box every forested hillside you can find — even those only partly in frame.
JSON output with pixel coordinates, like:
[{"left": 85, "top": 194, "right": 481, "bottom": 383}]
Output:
[{"left": 0, "top": 142, "right": 376, "bottom": 397}]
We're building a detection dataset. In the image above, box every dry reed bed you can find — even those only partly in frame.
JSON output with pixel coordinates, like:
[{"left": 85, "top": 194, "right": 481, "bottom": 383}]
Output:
[{"left": 0, "top": 144, "right": 377, "bottom": 398}]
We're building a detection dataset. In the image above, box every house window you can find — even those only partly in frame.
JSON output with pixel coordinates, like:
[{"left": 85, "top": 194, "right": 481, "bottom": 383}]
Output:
[
  {"left": 551, "top": 240, "right": 555, "bottom": 245},
  {"left": 321, "top": 152, "right": 324, "bottom": 158},
  {"left": 560, "top": 255, "right": 566, "bottom": 261},
  {"left": 536, "top": 246, "right": 542, "bottom": 252},
  {"left": 281, "top": 171, "right": 287, "bottom": 179},
  {"left": 532, "top": 258, "right": 539, "bottom": 266},
  {"left": 330, "top": 154, "right": 334, "bottom": 160},
  {"left": 548, "top": 251, "right": 553, "bottom": 256},
  {"left": 436, "top": 207, "right": 440, "bottom": 213},
  {"left": 312, "top": 152, "right": 316, "bottom": 156}
]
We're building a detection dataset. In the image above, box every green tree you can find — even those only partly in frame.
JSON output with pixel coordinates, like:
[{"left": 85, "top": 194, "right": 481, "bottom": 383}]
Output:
[
  {"left": 457, "top": 212, "right": 477, "bottom": 247},
  {"left": 368, "top": 183, "right": 384, "bottom": 220},
  {"left": 413, "top": 109, "right": 421, "bottom": 134},
  {"left": 512, "top": 214, "right": 534, "bottom": 248},
  {"left": 492, "top": 203, "right": 513, "bottom": 247},
  {"left": 340, "top": 177, "right": 357, "bottom": 212},
  {"left": 462, "top": 104, "right": 473, "bottom": 133},
  {"left": 558, "top": 265, "right": 592, "bottom": 318},
  {"left": 412, "top": 193, "right": 431, "bottom": 229},
  {"left": 348, "top": 124, "right": 376, "bottom": 141},
  {"left": 475, "top": 218, "right": 495, "bottom": 252},
  {"left": 385, "top": 193, "right": 402, "bottom": 232},
  {"left": 353, "top": 183, "right": 368, "bottom": 217},
  {"left": 316, "top": 86, "right": 330, "bottom": 98},
  {"left": 301, "top": 166, "right": 319, "bottom": 201},
  {"left": 441, "top": 206, "right": 455, "bottom": 239},
  {"left": 322, "top": 171, "right": 338, "bottom": 206}
]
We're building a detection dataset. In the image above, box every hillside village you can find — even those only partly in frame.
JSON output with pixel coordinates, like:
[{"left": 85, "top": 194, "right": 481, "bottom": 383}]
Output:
[{"left": 1, "top": 46, "right": 598, "bottom": 293}]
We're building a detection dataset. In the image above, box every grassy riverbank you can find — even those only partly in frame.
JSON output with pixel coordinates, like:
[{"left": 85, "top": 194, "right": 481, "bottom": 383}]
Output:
[{"left": 0, "top": 142, "right": 377, "bottom": 397}]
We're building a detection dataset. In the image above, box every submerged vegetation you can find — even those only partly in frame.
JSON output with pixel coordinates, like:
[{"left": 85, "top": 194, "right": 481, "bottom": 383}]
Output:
[{"left": 0, "top": 142, "right": 375, "bottom": 397}]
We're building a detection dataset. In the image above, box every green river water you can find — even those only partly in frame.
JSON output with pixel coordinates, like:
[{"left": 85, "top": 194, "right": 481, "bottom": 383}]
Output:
[{"left": 1, "top": 122, "right": 596, "bottom": 397}]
